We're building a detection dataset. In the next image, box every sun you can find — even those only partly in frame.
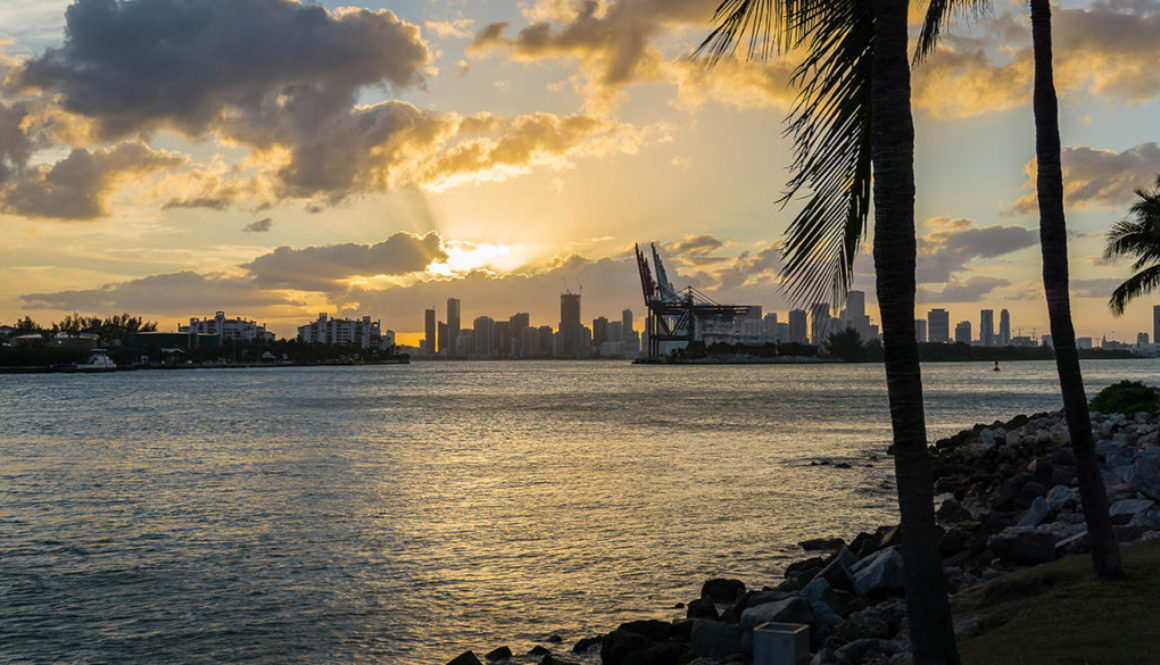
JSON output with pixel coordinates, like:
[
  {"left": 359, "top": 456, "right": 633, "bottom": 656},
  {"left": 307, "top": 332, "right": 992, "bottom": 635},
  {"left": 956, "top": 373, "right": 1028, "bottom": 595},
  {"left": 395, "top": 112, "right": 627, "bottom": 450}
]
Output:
[{"left": 426, "top": 241, "right": 523, "bottom": 277}]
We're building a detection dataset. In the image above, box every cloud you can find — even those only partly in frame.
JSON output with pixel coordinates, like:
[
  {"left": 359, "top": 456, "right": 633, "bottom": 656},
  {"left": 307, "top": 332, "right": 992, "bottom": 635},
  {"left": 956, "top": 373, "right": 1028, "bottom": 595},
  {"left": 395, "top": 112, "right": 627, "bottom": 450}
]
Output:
[
  {"left": 912, "top": 3, "right": 1160, "bottom": 119},
  {"left": 243, "top": 217, "right": 273, "bottom": 233},
  {"left": 1071, "top": 277, "right": 1124, "bottom": 299},
  {"left": 20, "top": 270, "right": 296, "bottom": 313},
  {"left": 241, "top": 231, "right": 448, "bottom": 291},
  {"left": 665, "top": 233, "right": 725, "bottom": 256},
  {"left": 917, "top": 216, "right": 1037, "bottom": 283},
  {"left": 0, "top": 101, "right": 39, "bottom": 183},
  {"left": 1, "top": 141, "right": 184, "bottom": 220},
  {"left": 919, "top": 275, "right": 1012, "bottom": 303},
  {"left": 1009, "top": 143, "right": 1160, "bottom": 214},
  {"left": 424, "top": 18, "right": 475, "bottom": 39},
  {"left": 10, "top": 0, "right": 430, "bottom": 140}
]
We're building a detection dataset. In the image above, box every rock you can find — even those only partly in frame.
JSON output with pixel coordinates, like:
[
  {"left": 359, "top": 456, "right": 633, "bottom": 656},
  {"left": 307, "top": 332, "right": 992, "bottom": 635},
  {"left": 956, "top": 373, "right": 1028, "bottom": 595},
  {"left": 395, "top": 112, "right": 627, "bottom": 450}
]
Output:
[
  {"left": 849, "top": 532, "right": 878, "bottom": 558},
  {"left": 800, "top": 577, "right": 844, "bottom": 623},
  {"left": 937, "top": 498, "right": 968, "bottom": 524},
  {"left": 447, "top": 652, "right": 484, "bottom": 665},
  {"left": 600, "top": 630, "right": 652, "bottom": 665},
  {"left": 745, "top": 589, "right": 794, "bottom": 608},
  {"left": 484, "top": 646, "right": 512, "bottom": 662},
  {"left": 1123, "top": 448, "right": 1160, "bottom": 501},
  {"left": 989, "top": 527, "right": 1057, "bottom": 564},
  {"left": 616, "top": 620, "right": 672, "bottom": 643},
  {"left": 812, "top": 548, "right": 857, "bottom": 592},
  {"left": 876, "top": 525, "right": 902, "bottom": 549},
  {"left": 1017, "top": 496, "right": 1054, "bottom": 528},
  {"left": 542, "top": 656, "right": 579, "bottom": 665},
  {"left": 850, "top": 546, "right": 904, "bottom": 596},
  {"left": 831, "top": 598, "right": 906, "bottom": 645},
  {"left": 700, "top": 578, "right": 746, "bottom": 604},
  {"left": 740, "top": 597, "right": 815, "bottom": 631},
  {"left": 1109, "top": 498, "right": 1157, "bottom": 516},
  {"left": 689, "top": 620, "right": 743, "bottom": 660},
  {"left": 834, "top": 638, "right": 897, "bottom": 665},
  {"left": 548, "top": 634, "right": 563, "bottom": 643},
  {"left": 785, "top": 557, "right": 826, "bottom": 579},
  {"left": 571, "top": 636, "right": 602, "bottom": 654},
  {"left": 618, "top": 642, "right": 682, "bottom": 665},
  {"left": 686, "top": 597, "right": 719, "bottom": 620},
  {"left": 528, "top": 646, "right": 551, "bottom": 657},
  {"left": 1046, "top": 484, "right": 1078, "bottom": 511},
  {"left": 800, "top": 537, "right": 845, "bottom": 551}
]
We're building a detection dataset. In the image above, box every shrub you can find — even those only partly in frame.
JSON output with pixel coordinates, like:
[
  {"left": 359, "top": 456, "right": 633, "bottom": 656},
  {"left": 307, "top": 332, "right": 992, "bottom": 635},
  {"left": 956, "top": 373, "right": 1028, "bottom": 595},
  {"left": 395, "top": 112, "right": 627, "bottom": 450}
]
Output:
[{"left": 1090, "top": 380, "right": 1160, "bottom": 415}]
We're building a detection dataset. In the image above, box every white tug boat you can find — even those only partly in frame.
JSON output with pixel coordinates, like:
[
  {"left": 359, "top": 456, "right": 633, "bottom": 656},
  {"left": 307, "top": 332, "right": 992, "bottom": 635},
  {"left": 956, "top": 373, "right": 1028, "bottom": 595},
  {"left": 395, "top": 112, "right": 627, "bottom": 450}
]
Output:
[{"left": 76, "top": 350, "right": 117, "bottom": 371}]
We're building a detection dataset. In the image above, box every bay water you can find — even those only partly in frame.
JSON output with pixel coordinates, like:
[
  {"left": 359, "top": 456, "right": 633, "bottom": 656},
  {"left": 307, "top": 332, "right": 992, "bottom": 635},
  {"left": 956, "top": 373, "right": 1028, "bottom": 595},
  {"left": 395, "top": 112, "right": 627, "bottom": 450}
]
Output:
[{"left": 3, "top": 359, "right": 1158, "bottom": 664}]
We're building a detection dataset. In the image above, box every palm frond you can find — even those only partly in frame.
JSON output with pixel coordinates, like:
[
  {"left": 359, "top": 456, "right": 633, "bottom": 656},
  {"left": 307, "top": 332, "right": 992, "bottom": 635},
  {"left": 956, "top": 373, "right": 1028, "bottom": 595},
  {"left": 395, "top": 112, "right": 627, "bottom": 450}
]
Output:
[
  {"left": 696, "top": 0, "right": 825, "bottom": 64},
  {"left": 1109, "top": 264, "right": 1160, "bottom": 315},
  {"left": 915, "top": 0, "right": 992, "bottom": 64},
  {"left": 777, "top": 0, "right": 873, "bottom": 307}
]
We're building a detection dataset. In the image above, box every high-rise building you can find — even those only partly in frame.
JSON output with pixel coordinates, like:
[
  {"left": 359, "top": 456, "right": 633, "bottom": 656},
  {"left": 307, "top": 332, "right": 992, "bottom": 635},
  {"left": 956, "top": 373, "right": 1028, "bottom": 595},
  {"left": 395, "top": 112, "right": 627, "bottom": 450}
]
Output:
[
  {"left": 1138, "top": 332, "right": 1150, "bottom": 347},
  {"left": 954, "top": 320, "right": 972, "bottom": 344},
  {"left": 559, "top": 292, "right": 582, "bottom": 358},
  {"left": 473, "top": 316, "right": 494, "bottom": 358},
  {"left": 998, "top": 309, "right": 1011, "bottom": 346},
  {"left": 1153, "top": 305, "right": 1160, "bottom": 346},
  {"left": 181, "top": 311, "right": 274, "bottom": 341},
  {"left": 927, "top": 308, "right": 950, "bottom": 343},
  {"left": 845, "top": 290, "right": 871, "bottom": 340},
  {"left": 788, "top": 309, "right": 808, "bottom": 344},
  {"left": 622, "top": 309, "right": 633, "bottom": 336},
  {"left": 915, "top": 319, "right": 927, "bottom": 342},
  {"left": 447, "top": 298, "right": 461, "bottom": 357},
  {"left": 809, "top": 303, "right": 832, "bottom": 345},
  {"left": 762, "top": 313, "right": 779, "bottom": 339},
  {"left": 979, "top": 309, "right": 994, "bottom": 346},
  {"left": 424, "top": 308, "right": 436, "bottom": 354},
  {"left": 297, "top": 313, "right": 388, "bottom": 349},
  {"left": 538, "top": 325, "right": 554, "bottom": 357},
  {"left": 437, "top": 321, "right": 448, "bottom": 355},
  {"left": 493, "top": 320, "right": 511, "bottom": 358},
  {"left": 592, "top": 316, "right": 609, "bottom": 348},
  {"left": 508, "top": 312, "right": 529, "bottom": 357}
]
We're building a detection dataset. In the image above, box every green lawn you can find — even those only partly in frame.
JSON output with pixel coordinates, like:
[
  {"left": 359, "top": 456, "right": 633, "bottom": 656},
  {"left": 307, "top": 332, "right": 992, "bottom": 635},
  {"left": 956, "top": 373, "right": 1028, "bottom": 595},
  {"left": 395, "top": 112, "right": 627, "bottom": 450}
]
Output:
[{"left": 951, "top": 538, "right": 1160, "bottom": 665}]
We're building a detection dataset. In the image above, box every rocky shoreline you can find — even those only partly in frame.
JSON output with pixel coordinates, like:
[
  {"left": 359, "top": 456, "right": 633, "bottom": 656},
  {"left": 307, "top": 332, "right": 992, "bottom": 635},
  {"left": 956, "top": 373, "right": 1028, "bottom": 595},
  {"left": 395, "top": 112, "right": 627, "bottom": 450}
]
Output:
[{"left": 446, "top": 408, "right": 1160, "bottom": 665}]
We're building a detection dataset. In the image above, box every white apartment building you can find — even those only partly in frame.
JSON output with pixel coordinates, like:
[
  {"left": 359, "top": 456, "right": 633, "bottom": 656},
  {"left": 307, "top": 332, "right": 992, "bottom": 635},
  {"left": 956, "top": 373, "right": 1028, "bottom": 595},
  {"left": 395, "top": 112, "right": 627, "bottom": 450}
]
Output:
[
  {"left": 297, "top": 313, "right": 394, "bottom": 349},
  {"left": 181, "top": 311, "right": 274, "bottom": 341}
]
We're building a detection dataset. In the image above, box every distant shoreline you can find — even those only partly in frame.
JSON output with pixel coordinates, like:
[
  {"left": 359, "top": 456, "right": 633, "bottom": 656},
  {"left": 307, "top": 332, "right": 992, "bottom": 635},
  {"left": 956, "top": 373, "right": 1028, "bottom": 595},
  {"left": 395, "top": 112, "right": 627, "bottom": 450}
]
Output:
[{"left": 0, "top": 358, "right": 409, "bottom": 374}]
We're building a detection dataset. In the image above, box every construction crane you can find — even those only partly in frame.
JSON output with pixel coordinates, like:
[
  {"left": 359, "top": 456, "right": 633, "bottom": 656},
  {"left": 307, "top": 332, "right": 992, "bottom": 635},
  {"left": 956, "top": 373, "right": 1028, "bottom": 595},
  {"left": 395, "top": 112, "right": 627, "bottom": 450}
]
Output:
[{"left": 635, "top": 242, "right": 755, "bottom": 361}]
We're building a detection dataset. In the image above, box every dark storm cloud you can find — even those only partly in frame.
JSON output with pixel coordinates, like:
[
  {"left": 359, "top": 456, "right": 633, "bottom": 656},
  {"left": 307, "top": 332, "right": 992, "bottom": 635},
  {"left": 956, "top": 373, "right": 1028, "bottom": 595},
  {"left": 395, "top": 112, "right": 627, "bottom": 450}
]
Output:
[
  {"left": 242, "top": 231, "right": 448, "bottom": 291},
  {"left": 1, "top": 142, "right": 184, "bottom": 220},
  {"left": 20, "top": 271, "right": 295, "bottom": 312},
  {"left": 0, "top": 102, "right": 39, "bottom": 183},
  {"left": 916, "top": 217, "right": 1037, "bottom": 283},
  {"left": 243, "top": 217, "right": 273, "bottom": 233},
  {"left": 11, "top": 0, "right": 431, "bottom": 139}
]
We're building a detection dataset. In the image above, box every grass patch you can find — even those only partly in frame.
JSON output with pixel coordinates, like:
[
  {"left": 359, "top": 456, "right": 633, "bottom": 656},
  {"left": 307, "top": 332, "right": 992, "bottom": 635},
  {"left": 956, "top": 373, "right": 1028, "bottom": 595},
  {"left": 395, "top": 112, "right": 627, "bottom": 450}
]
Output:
[{"left": 951, "top": 538, "right": 1160, "bottom": 665}]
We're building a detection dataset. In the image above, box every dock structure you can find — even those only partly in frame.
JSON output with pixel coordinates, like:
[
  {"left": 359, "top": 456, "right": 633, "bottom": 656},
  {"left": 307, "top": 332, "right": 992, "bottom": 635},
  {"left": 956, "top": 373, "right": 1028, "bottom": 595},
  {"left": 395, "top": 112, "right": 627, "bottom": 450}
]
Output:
[{"left": 635, "top": 243, "right": 755, "bottom": 361}]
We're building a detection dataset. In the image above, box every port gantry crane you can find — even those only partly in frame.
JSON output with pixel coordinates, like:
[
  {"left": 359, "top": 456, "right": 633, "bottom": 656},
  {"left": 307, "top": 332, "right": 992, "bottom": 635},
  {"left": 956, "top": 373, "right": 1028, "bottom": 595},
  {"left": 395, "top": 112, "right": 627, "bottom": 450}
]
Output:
[{"left": 635, "top": 243, "right": 754, "bottom": 361}]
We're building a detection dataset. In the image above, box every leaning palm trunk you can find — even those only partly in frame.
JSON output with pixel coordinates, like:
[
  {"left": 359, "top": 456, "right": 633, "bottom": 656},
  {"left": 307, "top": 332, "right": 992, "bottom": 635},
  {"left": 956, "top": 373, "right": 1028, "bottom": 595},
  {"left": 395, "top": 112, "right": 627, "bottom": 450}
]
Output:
[
  {"left": 1029, "top": 0, "right": 1123, "bottom": 577},
  {"left": 872, "top": 0, "right": 961, "bottom": 661}
]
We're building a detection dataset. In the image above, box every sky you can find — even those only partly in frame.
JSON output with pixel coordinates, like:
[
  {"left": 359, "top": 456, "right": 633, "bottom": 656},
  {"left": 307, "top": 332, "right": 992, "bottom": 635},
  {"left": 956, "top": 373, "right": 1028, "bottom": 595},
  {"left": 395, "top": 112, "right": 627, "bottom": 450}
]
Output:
[{"left": 1, "top": 0, "right": 1158, "bottom": 346}]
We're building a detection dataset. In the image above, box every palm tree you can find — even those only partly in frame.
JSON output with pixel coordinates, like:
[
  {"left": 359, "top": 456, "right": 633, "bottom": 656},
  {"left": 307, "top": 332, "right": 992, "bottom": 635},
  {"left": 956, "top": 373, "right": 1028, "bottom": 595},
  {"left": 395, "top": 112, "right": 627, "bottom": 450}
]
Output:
[
  {"left": 1105, "top": 177, "right": 1160, "bottom": 313},
  {"left": 1025, "top": 0, "right": 1122, "bottom": 578},
  {"left": 700, "top": 1, "right": 961, "bottom": 662},
  {"left": 917, "top": 0, "right": 1124, "bottom": 578}
]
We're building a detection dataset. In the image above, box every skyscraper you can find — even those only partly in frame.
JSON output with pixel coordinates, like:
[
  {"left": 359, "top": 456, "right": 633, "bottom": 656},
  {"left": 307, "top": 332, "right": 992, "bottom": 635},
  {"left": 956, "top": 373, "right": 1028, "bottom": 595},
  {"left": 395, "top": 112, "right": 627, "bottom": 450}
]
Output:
[
  {"left": 915, "top": 319, "right": 927, "bottom": 342},
  {"left": 809, "top": 303, "right": 832, "bottom": 345},
  {"left": 954, "top": 320, "right": 972, "bottom": 344},
  {"left": 592, "top": 316, "right": 609, "bottom": 348},
  {"left": 559, "top": 292, "right": 582, "bottom": 358},
  {"left": 846, "top": 290, "right": 869, "bottom": 340},
  {"left": 979, "top": 309, "right": 994, "bottom": 346},
  {"left": 999, "top": 309, "right": 1011, "bottom": 346},
  {"left": 622, "top": 309, "right": 633, "bottom": 335},
  {"left": 509, "top": 312, "right": 530, "bottom": 357},
  {"left": 447, "top": 298, "right": 461, "bottom": 357},
  {"left": 788, "top": 309, "right": 808, "bottom": 344},
  {"left": 927, "top": 309, "right": 950, "bottom": 343},
  {"left": 473, "top": 316, "right": 494, "bottom": 359},
  {"left": 424, "top": 308, "right": 436, "bottom": 354},
  {"left": 1153, "top": 305, "right": 1160, "bottom": 346}
]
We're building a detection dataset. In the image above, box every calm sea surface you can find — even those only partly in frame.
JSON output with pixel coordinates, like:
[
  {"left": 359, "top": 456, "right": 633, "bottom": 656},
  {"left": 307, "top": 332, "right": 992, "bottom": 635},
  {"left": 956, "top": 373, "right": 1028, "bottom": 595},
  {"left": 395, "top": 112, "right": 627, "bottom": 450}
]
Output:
[{"left": 3, "top": 359, "right": 1159, "bottom": 664}]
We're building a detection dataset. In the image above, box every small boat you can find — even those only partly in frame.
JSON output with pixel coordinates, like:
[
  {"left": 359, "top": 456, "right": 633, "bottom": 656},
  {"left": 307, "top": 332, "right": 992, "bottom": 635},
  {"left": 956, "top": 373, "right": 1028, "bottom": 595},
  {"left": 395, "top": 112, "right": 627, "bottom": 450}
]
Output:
[
  {"left": 76, "top": 350, "right": 117, "bottom": 371},
  {"left": 993, "top": 360, "right": 1001, "bottom": 372}
]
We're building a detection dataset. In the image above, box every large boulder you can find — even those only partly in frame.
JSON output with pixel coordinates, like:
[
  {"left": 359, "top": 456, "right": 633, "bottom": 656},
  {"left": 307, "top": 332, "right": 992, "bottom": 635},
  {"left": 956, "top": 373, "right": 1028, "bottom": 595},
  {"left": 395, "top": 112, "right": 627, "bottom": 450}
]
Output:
[
  {"left": 685, "top": 597, "right": 719, "bottom": 620},
  {"left": 600, "top": 630, "right": 653, "bottom": 665},
  {"left": 616, "top": 621, "right": 672, "bottom": 643},
  {"left": 830, "top": 598, "right": 906, "bottom": 645},
  {"left": 446, "top": 652, "right": 484, "bottom": 665},
  {"left": 1123, "top": 448, "right": 1160, "bottom": 501},
  {"left": 812, "top": 548, "right": 857, "bottom": 592},
  {"left": 483, "top": 646, "right": 512, "bottom": 662},
  {"left": 620, "top": 642, "right": 682, "bottom": 665},
  {"left": 700, "top": 578, "right": 746, "bottom": 604},
  {"left": 850, "top": 547, "right": 904, "bottom": 596},
  {"left": 689, "top": 620, "right": 743, "bottom": 660},
  {"left": 1017, "top": 496, "right": 1054, "bottom": 528},
  {"left": 801, "top": 578, "right": 845, "bottom": 625},
  {"left": 989, "top": 527, "right": 1057, "bottom": 564},
  {"left": 740, "top": 597, "right": 815, "bottom": 631},
  {"left": 1046, "top": 484, "right": 1078, "bottom": 511}
]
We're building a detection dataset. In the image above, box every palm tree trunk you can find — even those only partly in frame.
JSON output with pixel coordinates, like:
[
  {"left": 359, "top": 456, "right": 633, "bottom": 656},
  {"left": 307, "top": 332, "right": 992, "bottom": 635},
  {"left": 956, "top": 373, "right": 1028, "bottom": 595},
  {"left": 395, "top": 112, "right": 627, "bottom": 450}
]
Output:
[
  {"left": 871, "top": 1, "right": 960, "bottom": 662},
  {"left": 1029, "top": 0, "right": 1123, "bottom": 578}
]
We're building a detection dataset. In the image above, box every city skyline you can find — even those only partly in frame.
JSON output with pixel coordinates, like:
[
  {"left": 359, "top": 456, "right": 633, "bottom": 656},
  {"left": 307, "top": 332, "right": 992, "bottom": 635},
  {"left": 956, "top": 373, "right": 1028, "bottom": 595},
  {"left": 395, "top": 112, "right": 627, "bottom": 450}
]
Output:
[{"left": 2, "top": 1, "right": 1160, "bottom": 344}]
